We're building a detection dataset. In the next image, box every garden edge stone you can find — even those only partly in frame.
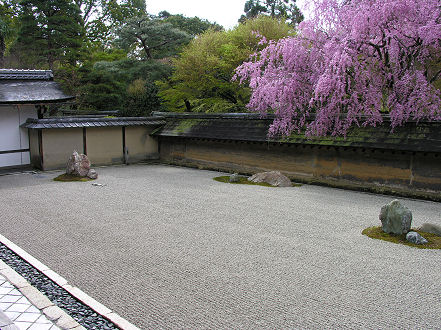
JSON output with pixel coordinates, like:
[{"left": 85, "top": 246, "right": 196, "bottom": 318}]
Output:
[{"left": 0, "top": 233, "right": 140, "bottom": 330}]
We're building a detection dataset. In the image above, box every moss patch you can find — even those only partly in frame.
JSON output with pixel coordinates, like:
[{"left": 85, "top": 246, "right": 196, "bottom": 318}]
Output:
[
  {"left": 213, "top": 175, "right": 302, "bottom": 188},
  {"left": 362, "top": 226, "right": 441, "bottom": 249},
  {"left": 53, "top": 174, "right": 94, "bottom": 182},
  {"left": 173, "top": 119, "right": 203, "bottom": 134}
]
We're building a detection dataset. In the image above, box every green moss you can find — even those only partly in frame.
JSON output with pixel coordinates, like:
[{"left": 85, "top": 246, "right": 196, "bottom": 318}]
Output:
[
  {"left": 173, "top": 119, "right": 203, "bottom": 134},
  {"left": 362, "top": 226, "right": 441, "bottom": 249},
  {"left": 53, "top": 174, "right": 94, "bottom": 182},
  {"left": 213, "top": 175, "right": 302, "bottom": 187}
]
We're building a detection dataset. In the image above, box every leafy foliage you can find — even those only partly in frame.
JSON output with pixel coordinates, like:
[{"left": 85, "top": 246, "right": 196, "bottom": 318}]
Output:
[
  {"left": 239, "top": 0, "right": 303, "bottom": 26},
  {"left": 235, "top": 0, "right": 441, "bottom": 137},
  {"left": 159, "top": 16, "right": 293, "bottom": 113},
  {"left": 158, "top": 11, "right": 223, "bottom": 37},
  {"left": 0, "top": 0, "right": 20, "bottom": 67},
  {"left": 72, "top": 57, "right": 171, "bottom": 113},
  {"left": 116, "top": 15, "right": 191, "bottom": 59},
  {"left": 74, "top": 0, "right": 146, "bottom": 44},
  {"left": 121, "top": 78, "right": 162, "bottom": 116},
  {"left": 12, "top": 0, "right": 85, "bottom": 70}
]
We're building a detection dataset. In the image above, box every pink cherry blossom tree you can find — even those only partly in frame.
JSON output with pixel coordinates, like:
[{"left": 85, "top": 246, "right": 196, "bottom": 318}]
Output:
[{"left": 234, "top": 0, "right": 441, "bottom": 137}]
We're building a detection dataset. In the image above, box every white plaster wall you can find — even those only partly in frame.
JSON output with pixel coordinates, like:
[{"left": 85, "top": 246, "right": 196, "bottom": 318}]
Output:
[
  {"left": 19, "top": 105, "right": 37, "bottom": 150},
  {"left": 0, "top": 104, "right": 37, "bottom": 167}
]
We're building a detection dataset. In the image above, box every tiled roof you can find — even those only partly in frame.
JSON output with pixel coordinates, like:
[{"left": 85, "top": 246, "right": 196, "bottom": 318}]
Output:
[
  {"left": 0, "top": 69, "right": 53, "bottom": 80},
  {"left": 152, "top": 112, "right": 441, "bottom": 153},
  {"left": 21, "top": 117, "right": 166, "bottom": 129},
  {"left": 0, "top": 69, "right": 73, "bottom": 104}
]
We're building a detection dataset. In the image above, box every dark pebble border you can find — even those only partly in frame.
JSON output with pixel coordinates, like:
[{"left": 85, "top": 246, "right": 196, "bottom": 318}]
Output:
[{"left": 0, "top": 243, "right": 118, "bottom": 330}]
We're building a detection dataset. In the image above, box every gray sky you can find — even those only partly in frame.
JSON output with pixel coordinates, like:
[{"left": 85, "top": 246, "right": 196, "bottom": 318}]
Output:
[{"left": 146, "top": 0, "right": 308, "bottom": 30}]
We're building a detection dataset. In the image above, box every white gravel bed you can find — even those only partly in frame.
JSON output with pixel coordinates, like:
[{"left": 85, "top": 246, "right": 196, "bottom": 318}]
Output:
[{"left": 0, "top": 164, "right": 440, "bottom": 329}]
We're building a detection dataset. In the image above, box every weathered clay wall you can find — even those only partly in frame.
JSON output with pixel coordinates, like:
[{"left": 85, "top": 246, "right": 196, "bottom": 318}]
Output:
[
  {"left": 159, "top": 137, "right": 441, "bottom": 200},
  {"left": 29, "top": 126, "right": 160, "bottom": 170},
  {"left": 86, "top": 127, "right": 124, "bottom": 166},
  {"left": 125, "top": 126, "right": 159, "bottom": 164},
  {"left": 42, "top": 128, "right": 83, "bottom": 170}
]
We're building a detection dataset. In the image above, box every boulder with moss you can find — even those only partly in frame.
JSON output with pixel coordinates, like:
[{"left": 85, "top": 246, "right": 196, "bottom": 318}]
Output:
[{"left": 379, "top": 200, "right": 412, "bottom": 235}]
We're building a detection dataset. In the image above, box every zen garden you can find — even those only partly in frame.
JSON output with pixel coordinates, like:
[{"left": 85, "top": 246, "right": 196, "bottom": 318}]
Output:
[{"left": 0, "top": 0, "right": 440, "bottom": 329}]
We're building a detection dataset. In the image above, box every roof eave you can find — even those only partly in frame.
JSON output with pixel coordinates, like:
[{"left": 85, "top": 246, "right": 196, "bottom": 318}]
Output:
[{"left": 0, "top": 96, "right": 75, "bottom": 105}]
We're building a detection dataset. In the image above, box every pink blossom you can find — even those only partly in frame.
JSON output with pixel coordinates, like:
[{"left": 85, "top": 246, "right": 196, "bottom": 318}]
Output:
[{"left": 234, "top": 0, "right": 441, "bottom": 137}]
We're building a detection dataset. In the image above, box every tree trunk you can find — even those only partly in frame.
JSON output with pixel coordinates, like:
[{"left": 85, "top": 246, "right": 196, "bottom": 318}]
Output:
[
  {"left": 0, "top": 36, "right": 5, "bottom": 68},
  {"left": 47, "top": 37, "right": 54, "bottom": 70},
  {"left": 140, "top": 38, "right": 152, "bottom": 59}
]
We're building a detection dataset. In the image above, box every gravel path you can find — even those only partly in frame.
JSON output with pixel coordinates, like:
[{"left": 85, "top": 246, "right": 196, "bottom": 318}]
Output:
[{"left": 0, "top": 165, "right": 440, "bottom": 329}]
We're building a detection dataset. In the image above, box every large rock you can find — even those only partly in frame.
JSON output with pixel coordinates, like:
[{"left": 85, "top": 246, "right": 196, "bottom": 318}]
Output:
[
  {"left": 417, "top": 223, "right": 441, "bottom": 237},
  {"left": 379, "top": 200, "right": 412, "bottom": 235},
  {"left": 406, "top": 231, "right": 428, "bottom": 245},
  {"left": 248, "top": 171, "right": 292, "bottom": 187},
  {"left": 66, "top": 151, "right": 91, "bottom": 177}
]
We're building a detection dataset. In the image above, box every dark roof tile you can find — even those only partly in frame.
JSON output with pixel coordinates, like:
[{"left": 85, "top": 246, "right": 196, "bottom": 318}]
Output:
[
  {"left": 21, "top": 117, "right": 166, "bottom": 129},
  {"left": 0, "top": 69, "right": 73, "bottom": 104},
  {"left": 0, "top": 69, "right": 53, "bottom": 80},
  {"left": 152, "top": 114, "right": 441, "bottom": 153}
]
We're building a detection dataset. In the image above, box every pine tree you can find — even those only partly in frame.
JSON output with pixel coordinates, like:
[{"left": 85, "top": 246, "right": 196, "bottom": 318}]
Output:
[
  {"left": 14, "top": 0, "right": 84, "bottom": 70},
  {"left": 239, "top": 0, "right": 303, "bottom": 26}
]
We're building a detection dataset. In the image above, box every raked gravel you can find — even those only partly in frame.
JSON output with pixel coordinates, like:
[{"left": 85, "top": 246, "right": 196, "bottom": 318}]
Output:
[{"left": 0, "top": 164, "right": 440, "bottom": 329}]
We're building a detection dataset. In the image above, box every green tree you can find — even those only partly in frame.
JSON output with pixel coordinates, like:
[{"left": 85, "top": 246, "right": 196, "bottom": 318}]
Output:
[
  {"left": 121, "top": 78, "right": 161, "bottom": 116},
  {"left": 77, "top": 66, "right": 126, "bottom": 111},
  {"left": 75, "top": 0, "right": 146, "bottom": 44},
  {"left": 158, "top": 16, "right": 293, "bottom": 113},
  {"left": 116, "top": 15, "right": 191, "bottom": 59},
  {"left": 13, "top": 0, "right": 85, "bottom": 70},
  {"left": 239, "top": 0, "right": 303, "bottom": 26},
  {"left": 72, "top": 57, "right": 171, "bottom": 114},
  {"left": 0, "top": 0, "right": 20, "bottom": 67},
  {"left": 158, "top": 11, "right": 223, "bottom": 37}
]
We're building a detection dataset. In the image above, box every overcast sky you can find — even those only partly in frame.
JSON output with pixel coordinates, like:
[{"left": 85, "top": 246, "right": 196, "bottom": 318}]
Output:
[{"left": 146, "top": 0, "right": 307, "bottom": 30}]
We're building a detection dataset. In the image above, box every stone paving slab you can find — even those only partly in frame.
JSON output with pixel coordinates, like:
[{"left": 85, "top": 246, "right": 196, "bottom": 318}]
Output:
[
  {"left": 0, "top": 165, "right": 440, "bottom": 329},
  {"left": 0, "top": 272, "right": 60, "bottom": 330}
]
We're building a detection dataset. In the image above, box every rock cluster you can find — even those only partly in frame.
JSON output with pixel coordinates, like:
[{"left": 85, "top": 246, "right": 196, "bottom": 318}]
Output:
[
  {"left": 378, "top": 200, "right": 437, "bottom": 245},
  {"left": 248, "top": 171, "right": 292, "bottom": 187},
  {"left": 379, "top": 200, "right": 412, "bottom": 235},
  {"left": 66, "top": 151, "right": 97, "bottom": 179}
]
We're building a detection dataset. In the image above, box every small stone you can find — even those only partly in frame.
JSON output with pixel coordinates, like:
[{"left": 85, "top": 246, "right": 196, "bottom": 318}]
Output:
[
  {"left": 91, "top": 183, "right": 106, "bottom": 187},
  {"left": 229, "top": 173, "right": 240, "bottom": 183},
  {"left": 87, "top": 169, "right": 98, "bottom": 179},
  {"left": 406, "top": 231, "right": 428, "bottom": 245},
  {"left": 418, "top": 223, "right": 441, "bottom": 237},
  {"left": 379, "top": 200, "right": 412, "bottom": 235},
  {"left": 248, "top": 171, "right": 292, "bottom": 187}
]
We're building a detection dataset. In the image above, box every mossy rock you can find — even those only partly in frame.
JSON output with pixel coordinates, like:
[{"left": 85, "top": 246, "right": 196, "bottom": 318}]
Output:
[
  {"left": 213, "top": 175, "right": 302, "bottom": 188},
  {"left": 362, "top": 226, "right": 441, "bottom": 249},
  {"left": 53, "top": 174, "right": 94, "bottom": 182}
]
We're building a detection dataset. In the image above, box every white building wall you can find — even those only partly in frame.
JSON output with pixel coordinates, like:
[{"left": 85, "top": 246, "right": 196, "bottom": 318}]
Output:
[{"left": 0, "top": 104, "right": 38, "bottom": 167}]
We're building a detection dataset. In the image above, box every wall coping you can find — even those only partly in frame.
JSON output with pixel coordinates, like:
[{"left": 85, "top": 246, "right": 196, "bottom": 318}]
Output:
[{"left": 21, "top": 117, "right": 166, "bottom": 129}]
